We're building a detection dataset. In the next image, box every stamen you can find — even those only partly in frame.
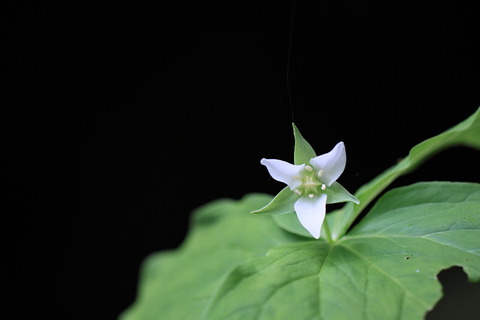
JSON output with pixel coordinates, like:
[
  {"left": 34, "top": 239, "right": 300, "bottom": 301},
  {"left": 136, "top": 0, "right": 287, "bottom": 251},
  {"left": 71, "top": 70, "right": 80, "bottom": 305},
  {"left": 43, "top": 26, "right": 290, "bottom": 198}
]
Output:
[
  {"left": 294, "top": 189, "right": 301, "bottom": 195},
  {"left": 321, "top": 184, "right": 327, "bottom": 190},
  {"left": 305, "top": 165, "right": 313, "bottom": 172},
  {"left": 308, "top": 194, "right": 314, "bottom": 198},
  {"left": 317, "top": 169, "right": 324, "bottom": 178}
]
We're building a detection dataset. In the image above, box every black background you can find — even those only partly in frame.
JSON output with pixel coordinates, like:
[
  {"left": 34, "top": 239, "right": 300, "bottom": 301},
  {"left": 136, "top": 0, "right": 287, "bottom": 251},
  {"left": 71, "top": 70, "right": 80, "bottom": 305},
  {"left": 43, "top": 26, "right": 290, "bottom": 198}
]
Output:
[{"left": 3, "top": 1, "right": 480, "bottom": 319}]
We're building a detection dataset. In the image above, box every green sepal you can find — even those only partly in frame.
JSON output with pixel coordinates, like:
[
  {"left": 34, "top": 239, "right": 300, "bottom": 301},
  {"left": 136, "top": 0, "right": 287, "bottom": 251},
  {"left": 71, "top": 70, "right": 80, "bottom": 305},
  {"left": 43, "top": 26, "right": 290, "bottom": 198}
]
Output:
[
  {"left": 325, "top": 182, "right": 360, "bottom": 204},
  {"left": 293, "top": 123, "right": 316, "bottom": 165},
  {"left": 251, "top": 186, "right": 298, "bottom": 215}
]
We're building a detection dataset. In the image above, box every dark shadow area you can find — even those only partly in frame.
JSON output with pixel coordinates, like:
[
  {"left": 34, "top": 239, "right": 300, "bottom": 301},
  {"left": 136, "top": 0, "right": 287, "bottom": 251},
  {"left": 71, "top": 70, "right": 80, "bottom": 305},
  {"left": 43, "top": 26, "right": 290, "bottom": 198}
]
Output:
[{"left": 427, "top": 267, "right": 480, "bottom": 320}]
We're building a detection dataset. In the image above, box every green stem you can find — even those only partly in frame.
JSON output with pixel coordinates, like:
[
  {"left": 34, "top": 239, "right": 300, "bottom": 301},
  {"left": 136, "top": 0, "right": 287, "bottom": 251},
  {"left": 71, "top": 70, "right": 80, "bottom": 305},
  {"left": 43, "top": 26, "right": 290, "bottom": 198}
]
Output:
[{"left": 323, "top": 219, "right": 333, "bottom": 243}]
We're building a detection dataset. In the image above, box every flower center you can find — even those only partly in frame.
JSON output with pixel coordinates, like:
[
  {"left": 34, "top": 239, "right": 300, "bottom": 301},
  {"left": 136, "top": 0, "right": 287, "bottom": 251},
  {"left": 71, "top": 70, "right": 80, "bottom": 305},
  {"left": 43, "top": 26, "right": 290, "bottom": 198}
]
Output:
[{"left": 294, "top": 165, "right": 327, "bottom": 197}]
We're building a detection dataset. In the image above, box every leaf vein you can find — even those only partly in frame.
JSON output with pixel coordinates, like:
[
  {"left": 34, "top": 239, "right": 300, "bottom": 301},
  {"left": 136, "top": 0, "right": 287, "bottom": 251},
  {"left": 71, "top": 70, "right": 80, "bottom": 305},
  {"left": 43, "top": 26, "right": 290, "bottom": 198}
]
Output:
[
  {"left": 359, "top": 202, "right": 479, "bottom": 235},
  {"left": 339, "top": 243, "right": 431, "bottom": 310}
]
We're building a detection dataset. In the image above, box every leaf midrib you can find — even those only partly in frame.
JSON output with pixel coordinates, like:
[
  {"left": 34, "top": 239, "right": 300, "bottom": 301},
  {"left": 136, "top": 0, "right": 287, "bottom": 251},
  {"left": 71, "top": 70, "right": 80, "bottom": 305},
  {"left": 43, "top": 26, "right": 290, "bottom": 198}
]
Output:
[{"left": 255, "top": 245, "right": 332, "bottom": 320}]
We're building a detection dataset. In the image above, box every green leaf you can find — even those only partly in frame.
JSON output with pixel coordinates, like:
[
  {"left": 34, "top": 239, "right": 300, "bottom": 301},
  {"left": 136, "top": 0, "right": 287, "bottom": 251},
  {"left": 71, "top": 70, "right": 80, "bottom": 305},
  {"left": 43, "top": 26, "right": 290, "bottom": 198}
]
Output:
[
  {"left": 293, "top": 123, "right": 316, "bottom": 165},
  {"left": 251, "top": 186, "right": 297, "bottom": 215},
  {"left": 202, "top": 182, "right": 480, "bottom": 320},
  {"left": 329, "top": 107, "right": 480, "bottom": 240},
  {"left": 119, "top": 194, "right": 302, "bottom": 320}
]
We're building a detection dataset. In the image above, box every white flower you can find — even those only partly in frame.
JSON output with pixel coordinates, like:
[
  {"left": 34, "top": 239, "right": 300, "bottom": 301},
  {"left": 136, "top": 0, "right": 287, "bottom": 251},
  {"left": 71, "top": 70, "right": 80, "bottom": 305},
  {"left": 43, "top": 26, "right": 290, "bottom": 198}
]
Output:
[{"left": 261, "top": 142, "right": 347, "bottom": 239}]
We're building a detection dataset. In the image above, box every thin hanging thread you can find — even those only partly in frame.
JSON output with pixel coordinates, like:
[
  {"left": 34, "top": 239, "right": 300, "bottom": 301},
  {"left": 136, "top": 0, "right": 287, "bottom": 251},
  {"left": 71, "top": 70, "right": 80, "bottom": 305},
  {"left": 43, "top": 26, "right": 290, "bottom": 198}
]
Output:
[
  {"left": 286, "top": 0, "right": 297, "bottom": 122},
  {"left": 262, "top": 0, "right": 298, "bottom": 157}
]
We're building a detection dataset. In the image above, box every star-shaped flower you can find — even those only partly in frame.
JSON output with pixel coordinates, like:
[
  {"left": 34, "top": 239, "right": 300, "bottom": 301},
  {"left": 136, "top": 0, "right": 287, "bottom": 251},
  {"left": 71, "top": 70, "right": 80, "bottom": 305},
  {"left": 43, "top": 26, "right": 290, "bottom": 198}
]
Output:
[{"left": 253, "top": 124, "right": 359, "bottom": 239}]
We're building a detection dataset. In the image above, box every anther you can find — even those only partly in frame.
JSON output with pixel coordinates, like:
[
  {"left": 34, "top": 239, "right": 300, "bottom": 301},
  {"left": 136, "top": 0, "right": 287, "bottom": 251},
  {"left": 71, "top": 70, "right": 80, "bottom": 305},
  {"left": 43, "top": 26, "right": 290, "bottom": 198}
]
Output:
[
  {"left": 305, "top": 165, "right": 313, "bottom": 172},
  {"left": 308, "top": 194, "right": 314, "bottom": 198},
  {"left": 317, "top": 169, "right": 324, "bottom": 178},
  {"left": 321, "top": 184, "right": 327, "bottom": 190},
  {"left": 294, "top": 189, "right": 302, "bottom": 195}
]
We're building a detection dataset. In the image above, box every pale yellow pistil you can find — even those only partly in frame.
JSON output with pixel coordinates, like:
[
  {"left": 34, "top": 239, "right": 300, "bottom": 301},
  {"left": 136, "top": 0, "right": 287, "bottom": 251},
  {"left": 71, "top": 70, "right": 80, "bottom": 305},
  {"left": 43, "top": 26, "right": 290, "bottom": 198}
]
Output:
[{"left": 293, "top": 166, "right": 327, "bottom": 197}]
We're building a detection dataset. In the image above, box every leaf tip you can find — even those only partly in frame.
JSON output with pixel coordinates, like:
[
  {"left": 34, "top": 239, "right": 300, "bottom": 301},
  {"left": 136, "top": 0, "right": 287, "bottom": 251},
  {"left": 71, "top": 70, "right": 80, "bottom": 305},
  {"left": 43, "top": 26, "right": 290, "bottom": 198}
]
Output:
[{"left": 292, "top": 122, "right": 299, "bottom": 134}]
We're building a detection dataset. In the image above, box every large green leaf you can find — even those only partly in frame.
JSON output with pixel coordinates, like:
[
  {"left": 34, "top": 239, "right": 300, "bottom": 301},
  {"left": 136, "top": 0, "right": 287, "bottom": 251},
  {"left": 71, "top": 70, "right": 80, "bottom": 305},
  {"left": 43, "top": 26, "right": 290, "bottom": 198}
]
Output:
[
  {"left": 328, "top": 107, "right": 480, "bottom": 240},
  {"left": 202, "top": 182, "right": 480, "bottom": 320},
  {"left": 119, "top": 194, "right": 301, "bottom": 320}
]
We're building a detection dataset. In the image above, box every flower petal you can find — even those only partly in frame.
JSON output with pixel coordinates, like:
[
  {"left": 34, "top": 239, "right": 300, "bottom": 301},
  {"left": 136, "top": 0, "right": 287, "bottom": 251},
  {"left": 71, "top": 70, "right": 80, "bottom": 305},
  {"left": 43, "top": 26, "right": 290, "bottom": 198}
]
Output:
[
  {"left": 293, "top": 194, "right": 327, "bottom": 239},
  {"left": 260, "top": 158, "right": 305, "bottom": 190},
  {"left": 309, "top": 141, "right": 346, "bottom": 186}
]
